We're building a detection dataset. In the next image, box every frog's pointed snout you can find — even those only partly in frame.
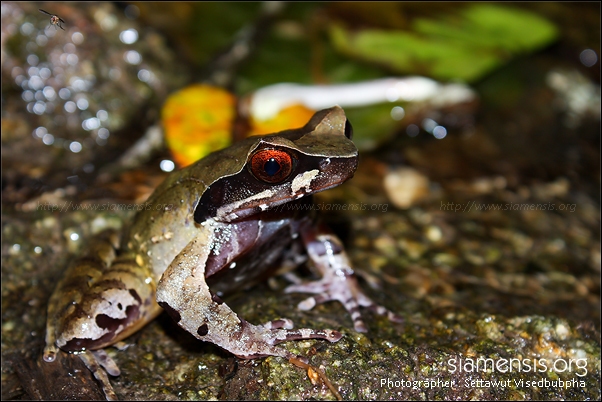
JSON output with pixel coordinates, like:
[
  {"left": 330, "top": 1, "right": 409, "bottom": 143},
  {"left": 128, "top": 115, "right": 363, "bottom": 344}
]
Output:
[{"left": 306, "top": 106, "right": 348, "bottom": 137}]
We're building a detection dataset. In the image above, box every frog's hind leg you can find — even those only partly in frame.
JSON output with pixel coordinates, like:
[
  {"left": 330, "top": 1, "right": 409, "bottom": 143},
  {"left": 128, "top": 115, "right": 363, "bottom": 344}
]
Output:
[
  {"left": 156, "top": 235, "right": 341, "bottom": 362},
  {"left": 43, "top": 229, "right": 121, "bottom": 364},
  {"left": 78, "top": 350, "right": 118, "bottom": 401},
  {"left": 286, "top": 223, "right": 403, "bottom": 333}
]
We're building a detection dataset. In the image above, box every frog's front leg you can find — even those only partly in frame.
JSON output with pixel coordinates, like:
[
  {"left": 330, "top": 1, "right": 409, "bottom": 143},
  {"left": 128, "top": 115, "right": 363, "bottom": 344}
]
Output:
[
  {"left": 155, "top": 228, "right": 342, "bottom": 361},
  {"left": 286, "top": 222, "right": 403, "bottom": 332}
]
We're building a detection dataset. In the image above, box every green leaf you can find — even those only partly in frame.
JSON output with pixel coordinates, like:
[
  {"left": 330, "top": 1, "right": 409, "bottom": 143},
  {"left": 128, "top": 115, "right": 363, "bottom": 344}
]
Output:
[{"left": 329, "top": 4, "right": 558, "bottom": 82}]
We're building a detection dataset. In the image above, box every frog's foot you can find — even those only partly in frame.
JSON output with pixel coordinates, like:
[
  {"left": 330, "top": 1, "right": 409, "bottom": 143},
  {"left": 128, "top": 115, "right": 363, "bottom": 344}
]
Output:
[
  {"left": 233, "top": 321, "right": 344, "bottom": 399},
  {"left": 231, "top": 319, "right": 342, "bottom": 362},
  {"left": 42, "top": 344, "right": 59, "bottom": 362},
  {"left": 77, "top": 350, "right": 119, "bottom": 401},
  {"left": 285, "top": 270, "right": 403, "bottom": 333},
  {"left": 294, "top": 225, "right": 403, "bottom": 332},
  {"left": 113, "top": 340, "right": 134, "bottom": 351}
]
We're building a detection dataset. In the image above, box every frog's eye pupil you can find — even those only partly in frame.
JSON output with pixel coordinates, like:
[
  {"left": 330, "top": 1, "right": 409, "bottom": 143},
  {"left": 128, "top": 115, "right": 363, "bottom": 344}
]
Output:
[
  {"left": 250, "top": 149, "right": 294, "bottom": 183},
  {"left": 264, "top": 158, "right": 280, "bottom": 176}
]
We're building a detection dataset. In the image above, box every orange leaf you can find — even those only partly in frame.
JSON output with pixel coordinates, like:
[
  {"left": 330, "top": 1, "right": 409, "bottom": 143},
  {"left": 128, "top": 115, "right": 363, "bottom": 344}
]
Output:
[{"left": 249, "top": 104, "right": 316, "bottom": 136}]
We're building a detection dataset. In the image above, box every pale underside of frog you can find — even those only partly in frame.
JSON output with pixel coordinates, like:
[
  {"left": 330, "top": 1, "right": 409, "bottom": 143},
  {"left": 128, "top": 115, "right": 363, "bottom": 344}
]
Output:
[{"left": 43, "top": 106, "right": 402, "bottom": 399}]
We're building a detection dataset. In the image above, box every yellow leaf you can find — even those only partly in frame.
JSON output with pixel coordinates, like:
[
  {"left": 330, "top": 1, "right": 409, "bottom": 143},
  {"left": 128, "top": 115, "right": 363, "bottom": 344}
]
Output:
[{"left": 162, "top": 84, "right": 236, "bottom": 167}]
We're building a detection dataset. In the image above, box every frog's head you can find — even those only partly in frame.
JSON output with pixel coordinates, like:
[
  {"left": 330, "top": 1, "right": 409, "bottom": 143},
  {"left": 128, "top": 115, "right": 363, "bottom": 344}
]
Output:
[{"left": 194, "top": 106, "right": 358, "bottom": 223}]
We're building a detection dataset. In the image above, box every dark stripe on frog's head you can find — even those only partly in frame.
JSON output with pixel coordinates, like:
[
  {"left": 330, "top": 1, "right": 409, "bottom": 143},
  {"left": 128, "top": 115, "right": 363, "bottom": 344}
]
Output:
[{"left": 193, "top": 106, "right": 358, "bottom": 223}]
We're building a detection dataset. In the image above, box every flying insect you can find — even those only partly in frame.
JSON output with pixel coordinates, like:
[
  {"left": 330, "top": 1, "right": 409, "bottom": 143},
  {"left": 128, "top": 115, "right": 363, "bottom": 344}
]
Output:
[{"left": 39, "top": 9, "right": 65, "bottom": 31}]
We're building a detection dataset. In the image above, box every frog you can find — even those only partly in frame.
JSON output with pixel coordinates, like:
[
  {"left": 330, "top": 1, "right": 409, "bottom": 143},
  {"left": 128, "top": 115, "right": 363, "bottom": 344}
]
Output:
[{"left": 43, "top": 106, "right": 401, "bottom": 399}]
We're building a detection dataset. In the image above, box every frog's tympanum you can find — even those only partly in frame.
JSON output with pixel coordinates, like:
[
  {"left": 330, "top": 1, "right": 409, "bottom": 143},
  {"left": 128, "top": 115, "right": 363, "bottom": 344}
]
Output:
[{"left": 43, "top": 106, "right": 400, "bottom": 399}]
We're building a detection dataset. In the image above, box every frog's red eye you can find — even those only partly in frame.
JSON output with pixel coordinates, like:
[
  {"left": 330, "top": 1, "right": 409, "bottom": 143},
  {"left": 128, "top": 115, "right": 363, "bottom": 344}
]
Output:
[{"left": 250, "top": 149, "right": 294, "bottom": 183}]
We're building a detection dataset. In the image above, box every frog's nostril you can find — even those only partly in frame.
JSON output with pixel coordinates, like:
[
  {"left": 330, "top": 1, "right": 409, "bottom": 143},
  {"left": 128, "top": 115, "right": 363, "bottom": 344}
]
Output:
[{"left": 344, "top": 119, "right": 353, "bottom": 140}]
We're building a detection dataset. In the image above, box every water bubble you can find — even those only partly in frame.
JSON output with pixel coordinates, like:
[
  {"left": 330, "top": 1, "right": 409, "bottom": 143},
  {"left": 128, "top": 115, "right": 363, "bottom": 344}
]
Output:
[
  {"left": 99, "top": 13, "right": 118, "bottom": 31},
  {"left": 124, "top": 50, "right": 142, "bottom": 65},
  {"left": 119, "top": 28, "right": 139, "bottom": 44},
  {"left": 39, "top": 67, "right": 51, "bottom": 79},
  {"left": 33, "top": 101, "right": 46, "bottom": 115},
  {"left": 97, "top": 110, "right": 109, "bottom": 121},
  {"left": 64, "top": 101, "right": 77, "bottom": 113},
  {"left": 580, "top": 49, "right": 598, "bottom": 67},
  {"left": 29, "top": 76, "right": 44, "bottom": 91},
  {"left": 72, "top": 32, "right": 84, "bottom": 44},
  {"left": 109, "top": 68, "right": 122, "bottom": 80},
  {"left": 124, "top": 4, "right": 140, "bottom": 20},
  {"left": 43, "top": 86, "right": 56, "bottom": 101},
  {"left": 98, "top": 128, "right": 110, "bottom": 139},
  {"left": 391, "top": 106, "right": 405, "bottom": 121},
  {"left": 406, "top": 124, "right": 420, "bottom": 137},
  {"left": 15, "top": 75, "right": 26, "bottom": 86},
  {"left": 69, "top": 141, "right": 83, "bottom": 153},
  {"left": 42, "top": 134, "right": 55, "bottom": 145},
  {"left": 160, "top": 160, "right": 176, "bottom": 173},
  {"left": 22, "top": 90, "right": 34, "bottom": 102},
  {"left": 82, "top": 117, "right": 101, "bottom": 131},
  {"left": 27, "top": 66, "right": 39, "bottom": 77},
  {"left": 76, "top": 98, "right": 89, "bottom": 110},
  {"left": 33, "top": 127, "right": 48, "bottom": 138},
  {"left": 59, "top": 88, "right": 71, "bottom": 99},
  {"left": 20, "top": 22, "right": 34, "bottom": 35},
  {"left": 422, "top": 118, "right": 438, "bottom": 133},
  {"left": 27, "top": 54, "right": 39, "bottom": 66},
  {"left": 138, "top": 69, "right": 151, "bottom": 82},
  {"left": 11, "top": 66, "right": 24, "bottom": 79},
  {"left": 63, "top": 43, "right": 76, "bottom": 53},
  {"left": 67, "top": 54, "right": 79, "bottom": 66},
  {"left": 71, "top": 78, "right": 87, "bottom": 91},
  {"left": 432, "top": 126, "right": 447, "bottom": 139}
]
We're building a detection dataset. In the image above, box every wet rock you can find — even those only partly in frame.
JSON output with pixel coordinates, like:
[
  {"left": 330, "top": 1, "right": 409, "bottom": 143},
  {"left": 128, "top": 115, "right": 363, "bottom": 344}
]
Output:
[
  {"left": 383, "top": 167, "right": 430, "bottom": 209},
  {"left": 1, "top": 2, "right": 187, "bottom": 198}
]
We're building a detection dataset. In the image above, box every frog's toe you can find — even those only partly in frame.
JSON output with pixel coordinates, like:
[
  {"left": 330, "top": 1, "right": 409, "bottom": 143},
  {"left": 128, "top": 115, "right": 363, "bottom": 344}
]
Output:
[
  {"left": 42, "top": 345, "right": 58, "bottom": 362},
  {"left": 285, "top": 281, "right": 328, "bottom": 295},
  {"left": 78, "top": 350, "right": 119, "bottom": 401},
  {"left": 261, "top": 318, "right": 294, "bottom": 330},
  {"left": 90, "top": 349, "right": 120, "bottom": 376},
  {"left": 233, "top": 321, "right": 342, "bottom": 361},
  {"left": 369, "top": 304, "right": 405, "bottom": 324},
  {"left": 287, "top": 274, "right": 402, "bottom": 332},
  {"left": 297, "top": 295, "right": 318, "bottom": 310},
  {"left": 358, "top": 291, "right": 404, "bottom": 325},
  {"left": 269, "top": 327, "right": 343, "bottom": 344}
]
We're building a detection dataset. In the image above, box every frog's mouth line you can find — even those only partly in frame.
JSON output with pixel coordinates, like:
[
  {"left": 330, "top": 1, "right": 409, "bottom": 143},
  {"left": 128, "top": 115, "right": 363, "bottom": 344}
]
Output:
[{"left": 216, "top": 177, "right": 355, "bottom": 223}]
